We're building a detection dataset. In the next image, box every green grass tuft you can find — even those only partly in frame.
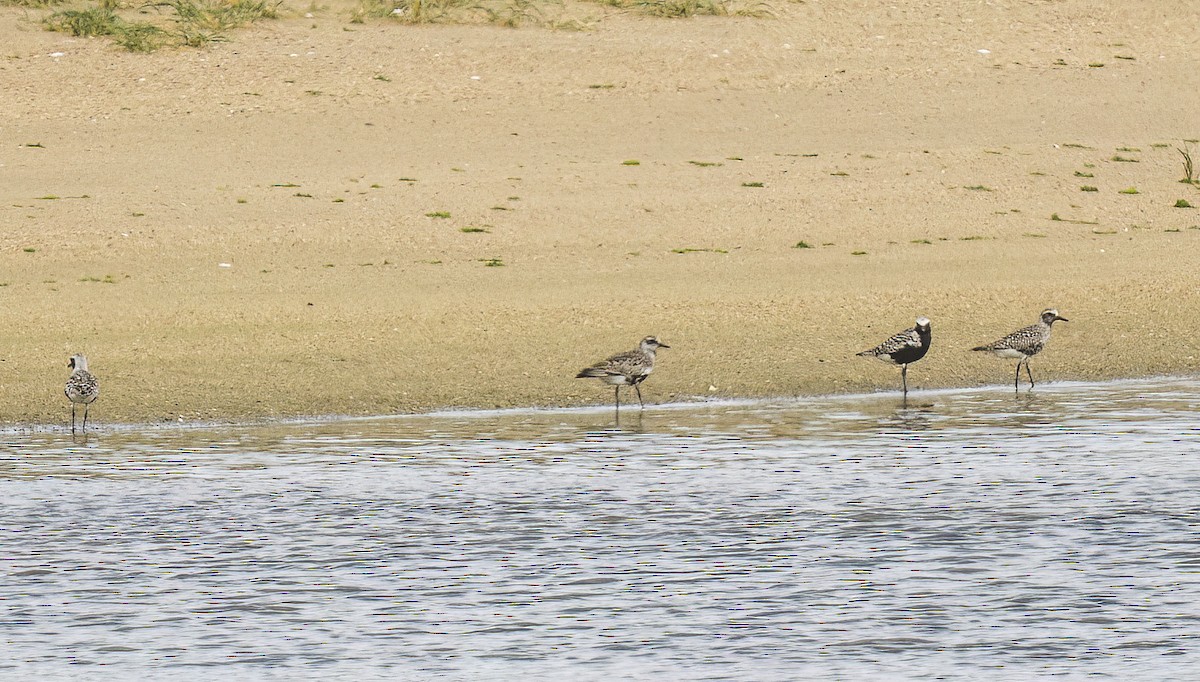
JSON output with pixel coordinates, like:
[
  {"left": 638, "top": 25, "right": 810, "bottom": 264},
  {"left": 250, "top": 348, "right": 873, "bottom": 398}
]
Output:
[
  {"left": 43, "top": 0, "right": 279, "bottom": 51},
  {"left": 1175, "top": 199, "right": 1194, "bottom": 208},
  {"left": 671, "top": 247, "right": 728, "bottom": 254},
  {"left": 44, "top": 3, "right": 121, "bottom": 37}
]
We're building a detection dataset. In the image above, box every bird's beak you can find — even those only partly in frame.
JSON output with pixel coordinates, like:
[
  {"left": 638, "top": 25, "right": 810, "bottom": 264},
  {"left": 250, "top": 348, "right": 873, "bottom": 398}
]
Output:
[
  {"left": 1057, "top": 315, "right": 1069, "bottom": 322},
  {"left": 658, "top": 342, "right": 671, "bottom": 349}
]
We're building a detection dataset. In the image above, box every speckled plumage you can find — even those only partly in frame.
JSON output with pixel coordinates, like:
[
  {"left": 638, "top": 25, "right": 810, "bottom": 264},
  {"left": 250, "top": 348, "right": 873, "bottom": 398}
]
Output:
[
  {"left": 972, "top": 309, "right": 1068, "bottom": 389},
  {"left": 65, "top": 354, "right": 99, "bottom": 434},
  {"left": 857, "top": 317, "right": 931, "bottom": 395},
  {"left": 576, "top": 336, "right": 669, "bottom": 411}
]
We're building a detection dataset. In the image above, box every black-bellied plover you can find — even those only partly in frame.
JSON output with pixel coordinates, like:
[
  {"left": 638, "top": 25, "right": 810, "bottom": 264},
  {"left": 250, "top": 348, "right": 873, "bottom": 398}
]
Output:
[
  {"left": 857, "top": 316, "right": 932, "bottom": 396},
  {"left": 972, "top": 309, "right": 1069, "bottom": 390},
  {"left": 576, "top": 336, "right": 669, "bottom": 412},
  {"left": 65, "top": 354, "right": 100, "bottom": 434}
]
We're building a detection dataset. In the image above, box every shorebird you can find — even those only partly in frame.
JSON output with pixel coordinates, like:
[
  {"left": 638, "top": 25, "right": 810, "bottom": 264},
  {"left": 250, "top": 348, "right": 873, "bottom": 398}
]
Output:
[
  {"left": 65, "top": 354, "right": 100, "bottom": 434},
  {"left": 972, "top": 309, "right": 1069, "bottom": 390},
  {"left": 576, "top": 336, "right": 669, "bottom": 412},
  {"left": 856, "top": 316, "right": 932, "bottom": 396}
]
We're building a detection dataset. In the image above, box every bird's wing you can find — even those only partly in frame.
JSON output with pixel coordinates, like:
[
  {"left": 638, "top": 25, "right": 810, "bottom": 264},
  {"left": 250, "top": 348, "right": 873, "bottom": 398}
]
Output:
[
  {"left": 988, "top": 323, "right": 1041, "bottom": 350},
  {"left": 863, "top": 327, "right": 921, "bottom": 355},
  {"left": 605, "top": 349, "right": 651, "bottom": 377}
]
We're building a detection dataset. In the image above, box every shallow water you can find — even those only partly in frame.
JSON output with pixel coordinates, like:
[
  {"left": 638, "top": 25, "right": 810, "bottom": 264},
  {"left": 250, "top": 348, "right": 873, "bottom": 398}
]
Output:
[{"left": 3, "top": 378, "right": 1200, "bottom": 680}]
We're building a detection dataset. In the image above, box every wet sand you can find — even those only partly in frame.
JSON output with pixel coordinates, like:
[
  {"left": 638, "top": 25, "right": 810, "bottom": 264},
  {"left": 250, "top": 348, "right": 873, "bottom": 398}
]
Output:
[{"left": 1, "top": 1, "right": 1199, "bottom": 425}]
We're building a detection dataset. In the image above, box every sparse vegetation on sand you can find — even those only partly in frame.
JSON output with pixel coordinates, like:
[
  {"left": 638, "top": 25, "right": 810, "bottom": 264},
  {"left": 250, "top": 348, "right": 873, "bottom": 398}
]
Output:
[
  {"left": 347, "top": 0, "right": 775, "bottom": 28},
  {"left": 1180, "top": 144, "right": 1196, "bottom": 185},
  {"left": 40, "top": 0, "right": 280, "bottom": 51},
  {"left": 10, "top": 0, "right": 788, "bottom": 51}
]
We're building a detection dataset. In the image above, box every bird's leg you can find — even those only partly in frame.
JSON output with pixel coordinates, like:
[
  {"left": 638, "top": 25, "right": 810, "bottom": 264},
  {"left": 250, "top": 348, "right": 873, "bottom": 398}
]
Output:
[
  {"left": 71, "top": 404, "right": 76, "bottom": 435},
  {"left": 83, "top": 404, "right": 89, "bottom": 433},
  {"left": 614, "top": 386, "right": 620, "bottom": 414},
  {"left": 634, "top": 383, "right": 644, "bottom": 409},
  {"left": 1025, "top": 360, "right": 1035, "bottom": 389},
  {"left": 901, "top": 364, "right": 908, "bottom": 396},
  {"left": 1014, "top": 361, "right": 1022, "bottom": 392}
]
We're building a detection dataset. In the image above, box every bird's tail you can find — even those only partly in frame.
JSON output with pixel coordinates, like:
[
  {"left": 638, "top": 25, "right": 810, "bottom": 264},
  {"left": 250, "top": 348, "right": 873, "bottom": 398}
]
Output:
[{"left": 576, "top": 367, "right": 607, "bottom": 379}]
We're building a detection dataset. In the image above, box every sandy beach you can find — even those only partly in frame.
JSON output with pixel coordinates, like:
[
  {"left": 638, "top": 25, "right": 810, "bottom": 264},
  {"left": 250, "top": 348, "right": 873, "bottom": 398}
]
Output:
[{"left": 1, "top": 0, "right": 1198, "bottom": 426}]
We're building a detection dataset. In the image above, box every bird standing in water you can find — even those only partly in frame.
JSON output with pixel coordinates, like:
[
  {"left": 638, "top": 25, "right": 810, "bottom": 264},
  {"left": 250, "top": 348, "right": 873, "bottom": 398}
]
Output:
[
  {"left": 972, "top": 309, "right": 1069, "bottom": 390},
  {"left": 576, "top": 336, "right": 670, "bottom": 413},
  {"left": 65, "top": 354, "right": 100, "bottom": 434},
  {"left": 857, "top": 316, "right": 932, "bottom": 396}
]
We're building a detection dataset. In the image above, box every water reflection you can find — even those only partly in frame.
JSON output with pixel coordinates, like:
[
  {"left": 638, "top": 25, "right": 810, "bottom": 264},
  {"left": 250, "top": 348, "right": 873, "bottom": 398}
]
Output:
[{"left": 1, "top": 378, "right": 1199, "bottom": 679}]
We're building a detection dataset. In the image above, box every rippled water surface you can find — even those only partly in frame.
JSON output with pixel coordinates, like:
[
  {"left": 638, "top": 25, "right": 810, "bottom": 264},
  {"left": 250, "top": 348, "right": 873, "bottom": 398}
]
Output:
[{"left": 3, "top": 378, "right": 1200, "bottom": 679}]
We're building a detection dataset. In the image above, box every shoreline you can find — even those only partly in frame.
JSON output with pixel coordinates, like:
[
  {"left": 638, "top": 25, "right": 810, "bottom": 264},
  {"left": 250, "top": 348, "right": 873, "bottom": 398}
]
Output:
[{"left": 8, "top": 373, "right": 1197, "bottom": 435}]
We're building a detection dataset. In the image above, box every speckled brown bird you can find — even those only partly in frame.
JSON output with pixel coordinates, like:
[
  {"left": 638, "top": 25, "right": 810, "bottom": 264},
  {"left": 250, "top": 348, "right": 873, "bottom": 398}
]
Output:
[
  {"left": 576, "top": 336, "right": 669, "bottom": 412},
  {"left": 972, "top": 309, "right": 1069, "bottom": 390},
  {"left": 65, "top": 354, "right": 100, "bottom": 434}
]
